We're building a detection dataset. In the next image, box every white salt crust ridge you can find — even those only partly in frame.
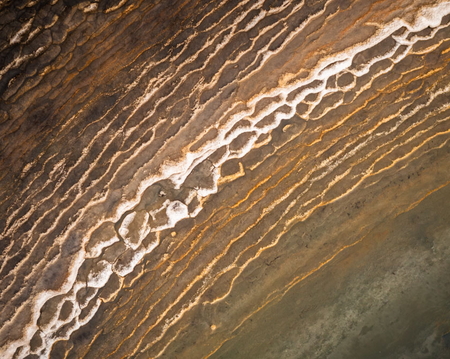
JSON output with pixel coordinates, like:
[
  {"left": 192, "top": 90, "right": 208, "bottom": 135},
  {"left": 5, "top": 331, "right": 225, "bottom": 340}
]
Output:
[
  {"left": 72, "top": 20, "right": 450, "bottom": 359},
  {"left": 1, "top": 1, "right": 450, "bottom": 357}
]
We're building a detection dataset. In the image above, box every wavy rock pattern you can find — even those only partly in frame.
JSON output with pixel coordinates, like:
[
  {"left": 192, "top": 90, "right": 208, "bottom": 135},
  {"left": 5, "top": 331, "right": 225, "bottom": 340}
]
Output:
[{"left": 1, "top": 0, "right": 450, "bottom": 358}]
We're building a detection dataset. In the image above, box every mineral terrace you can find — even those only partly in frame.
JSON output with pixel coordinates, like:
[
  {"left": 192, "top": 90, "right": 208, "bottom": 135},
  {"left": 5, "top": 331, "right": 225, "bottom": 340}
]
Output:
[{"left": 1, "top": 0, "right": 450, "bottom": 358}]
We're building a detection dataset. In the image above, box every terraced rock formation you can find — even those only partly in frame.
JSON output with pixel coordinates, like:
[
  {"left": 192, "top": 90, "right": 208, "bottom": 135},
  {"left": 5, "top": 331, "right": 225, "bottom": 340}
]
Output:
[{"left": 1, "top": 0, "right": 450, "bottom": 358}]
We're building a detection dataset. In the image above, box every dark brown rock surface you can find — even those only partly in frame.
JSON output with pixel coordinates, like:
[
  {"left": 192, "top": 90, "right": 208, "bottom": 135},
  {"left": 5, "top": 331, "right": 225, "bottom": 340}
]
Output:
[{"left": 1, "top": 0, "right": 450, "bottom": 358}]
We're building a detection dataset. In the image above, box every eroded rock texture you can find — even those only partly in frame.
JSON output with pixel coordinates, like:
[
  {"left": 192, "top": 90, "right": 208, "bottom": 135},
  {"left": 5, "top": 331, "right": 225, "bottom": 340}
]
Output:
[{"left": 1, "top": 0, "right": 450, "bottom": 358}]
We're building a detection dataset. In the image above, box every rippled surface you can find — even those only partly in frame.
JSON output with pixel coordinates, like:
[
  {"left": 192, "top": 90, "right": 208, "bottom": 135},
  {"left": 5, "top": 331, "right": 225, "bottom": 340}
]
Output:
[{"left": 1, "top": 0, "right": 450, "bottom": 358}]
